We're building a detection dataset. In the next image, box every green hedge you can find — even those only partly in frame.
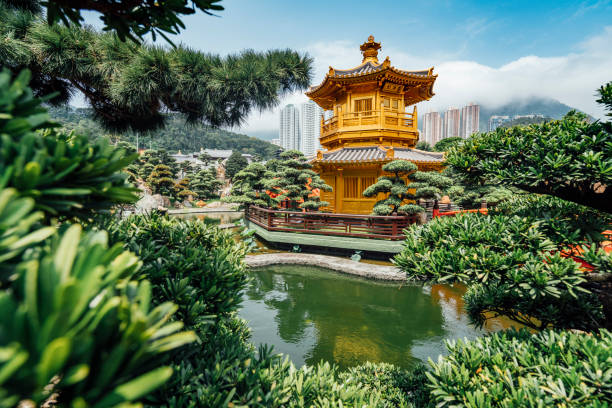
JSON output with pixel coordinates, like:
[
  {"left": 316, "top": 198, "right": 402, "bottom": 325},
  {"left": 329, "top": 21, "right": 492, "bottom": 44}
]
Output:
[
  {"left": 427, "top": 329, "right": 612, "bottom": 407},
  {"left": 394, "top": 214, "right": 604, "bottom": 330}
]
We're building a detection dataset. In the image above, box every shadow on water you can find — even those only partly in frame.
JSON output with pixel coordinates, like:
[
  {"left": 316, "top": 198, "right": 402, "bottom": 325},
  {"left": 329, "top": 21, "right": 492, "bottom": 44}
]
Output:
[{"left": 239, "top": 265, "right": 508, "bottom": 370}]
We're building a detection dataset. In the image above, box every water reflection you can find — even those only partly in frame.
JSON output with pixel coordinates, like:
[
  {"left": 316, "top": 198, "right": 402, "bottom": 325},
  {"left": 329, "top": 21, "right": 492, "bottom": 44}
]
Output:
[
  {"left": 240, "top": 265, "right": 491, "bottom": 370},
  {"left": 172, "top": 211, "right": 243, "bottom": 225}
]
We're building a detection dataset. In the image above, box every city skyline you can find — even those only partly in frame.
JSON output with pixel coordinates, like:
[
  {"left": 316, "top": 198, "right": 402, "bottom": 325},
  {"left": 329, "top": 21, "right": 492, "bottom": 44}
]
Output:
[
  {"left": 279, "top": 101, "right": 323, "bottom": 156},
  {"left": 79, "top": 0, "right": 612, "bottom": 139}
]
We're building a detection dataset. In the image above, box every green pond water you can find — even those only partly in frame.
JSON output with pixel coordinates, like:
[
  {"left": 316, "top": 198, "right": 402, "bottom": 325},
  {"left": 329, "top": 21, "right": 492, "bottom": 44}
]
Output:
[{"left": 239, "top": 265, "right": 499, "bottom": 370}]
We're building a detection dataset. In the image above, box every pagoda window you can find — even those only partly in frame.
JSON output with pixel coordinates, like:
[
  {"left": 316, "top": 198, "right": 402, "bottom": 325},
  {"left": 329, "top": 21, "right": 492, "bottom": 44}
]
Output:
[
  {"left": 392, "top": 99, "right": 399, "bottom": 109},
  {"left": 354, "top": 98, "right": 372, "bottom": 115},
  {"left": 344, "top": 176, "right": 377, "bottom": 198},
  {"left": 382, "top": 97, "right": 390, "bottom": 108}
]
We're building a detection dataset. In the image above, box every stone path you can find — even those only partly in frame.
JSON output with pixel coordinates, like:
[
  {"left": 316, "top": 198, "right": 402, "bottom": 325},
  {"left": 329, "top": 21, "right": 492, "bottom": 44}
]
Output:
[{"left": 244, "top": 253, "right": 405, "bottom": 281}]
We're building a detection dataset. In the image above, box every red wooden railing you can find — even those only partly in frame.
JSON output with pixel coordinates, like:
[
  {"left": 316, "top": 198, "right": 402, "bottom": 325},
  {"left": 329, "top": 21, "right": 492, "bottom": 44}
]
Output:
[{"left": 245, "top": 205, "right": 418, "bottom": 240}]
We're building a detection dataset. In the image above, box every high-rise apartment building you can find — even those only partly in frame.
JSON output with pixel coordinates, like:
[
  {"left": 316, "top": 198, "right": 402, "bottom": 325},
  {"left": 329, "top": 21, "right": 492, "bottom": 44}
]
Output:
[
  {"left": 279, "top": 104, "right": 300, "bottom": 151},
  {"left": 443, "top": 107, "right": 461, "bottom": 139},
  {"left": 300, "top": 100, "right": 323, "bottom": 157},
  {"left": 422, "top": 111, "right": 442, "bottom": 145},
  {"left": 460, "top": 103, "right": 480, "bottom": 138}
]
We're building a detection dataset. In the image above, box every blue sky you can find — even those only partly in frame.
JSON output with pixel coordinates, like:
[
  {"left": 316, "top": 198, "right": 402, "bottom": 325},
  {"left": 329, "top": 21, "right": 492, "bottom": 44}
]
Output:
[{"left": 83, "top": 0, "right": 612, "bottom": 137}]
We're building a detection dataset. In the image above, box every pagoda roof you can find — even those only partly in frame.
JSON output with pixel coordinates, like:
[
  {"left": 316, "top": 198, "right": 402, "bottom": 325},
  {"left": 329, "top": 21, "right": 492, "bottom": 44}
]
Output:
[
  {"left": 306, "top": 37, "right": 437, "bottom": 109},
  {"left": 316, "top": 146, "right": 444, "bottom": 164}
]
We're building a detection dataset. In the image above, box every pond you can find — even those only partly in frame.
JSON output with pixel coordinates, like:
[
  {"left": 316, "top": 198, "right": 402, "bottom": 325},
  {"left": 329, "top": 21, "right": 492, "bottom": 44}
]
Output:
[{"left": 239, "top": 265, "right": 509, "bottom": 370}]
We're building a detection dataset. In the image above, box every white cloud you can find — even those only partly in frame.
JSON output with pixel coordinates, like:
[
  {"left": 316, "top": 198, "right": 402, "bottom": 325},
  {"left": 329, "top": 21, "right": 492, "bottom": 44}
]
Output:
[{"left": 236, "top": 26, "right": 612, "bottom": 135}]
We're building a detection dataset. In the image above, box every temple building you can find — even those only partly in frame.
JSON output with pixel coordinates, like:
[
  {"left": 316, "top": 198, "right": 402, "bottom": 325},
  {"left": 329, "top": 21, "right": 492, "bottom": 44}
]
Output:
[{"left": 307, "top": 36, "right": 445, "bottom": 214}]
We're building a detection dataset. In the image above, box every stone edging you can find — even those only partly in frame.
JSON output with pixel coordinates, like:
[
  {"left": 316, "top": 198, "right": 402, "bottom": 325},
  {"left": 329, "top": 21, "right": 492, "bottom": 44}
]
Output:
[{"left": 244, "top": 253, "right": 405, "bottom": 281}]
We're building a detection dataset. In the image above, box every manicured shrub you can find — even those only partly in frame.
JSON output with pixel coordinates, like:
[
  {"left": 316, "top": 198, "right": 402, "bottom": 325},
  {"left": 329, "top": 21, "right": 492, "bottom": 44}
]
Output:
[
  {"left": 427, "top": 329, "right": 612, "bottom": 407},
  {"left": 490, "top": 194, "right": 611, "bottom": 246},
  {"left": 394, "top": 214, "right": 604, "bottom": 330}
]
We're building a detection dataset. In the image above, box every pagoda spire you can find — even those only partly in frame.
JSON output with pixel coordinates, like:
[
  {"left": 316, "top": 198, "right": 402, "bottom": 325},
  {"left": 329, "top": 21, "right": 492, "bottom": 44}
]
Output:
[{"left": 360, "top": 35, "right": 381, "bottom": 63}]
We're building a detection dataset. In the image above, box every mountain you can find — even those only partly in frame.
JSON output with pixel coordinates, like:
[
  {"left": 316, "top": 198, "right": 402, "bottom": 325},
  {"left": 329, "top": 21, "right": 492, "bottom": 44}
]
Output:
[
  {"left": 478, "top": 98, "right": 581, "bottom": 131},
  {"left": 47, "top": 106, "right": 281, "bottom": 159}
]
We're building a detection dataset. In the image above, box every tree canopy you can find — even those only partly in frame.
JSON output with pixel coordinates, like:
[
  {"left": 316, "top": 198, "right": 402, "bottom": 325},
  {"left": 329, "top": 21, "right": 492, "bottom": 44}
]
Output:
[
  {"left": 224, "top": 151, "right": 248, "bottom": 180},
  {"left": 363, "top": 160, "right": 423, "bottom": 215},
  {"left": 0, "top": 4, "right": 313, "bottom": 133},
  {"left": 433, "top": 136, "right": 464, "bottom": 152},
  {"left": 445, "top": 84, "right": 612, "bottom": 213},
  {"left": 2, "top": 0, "right": 224, "bottom": 43}
]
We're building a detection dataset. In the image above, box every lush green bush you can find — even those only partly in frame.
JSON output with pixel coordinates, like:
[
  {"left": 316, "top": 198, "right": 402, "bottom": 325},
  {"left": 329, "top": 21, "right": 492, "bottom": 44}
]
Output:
[
  {"left": 0, "top": 70, "right": 195, "bottom": 406},
  {"left": 0, "top": 224, "right": 196, "bottom": 407},
  {"left": 394, "top": 214, "right": 604, "bottom": 330},
  {"left": 427, "top": 329, "right": 612, "bottom": 407},
  {"left": 489, "top": 194, "right": 611, "bottom": 246},
  {"left": 225, "top": 162, "right": 279, "bottom": 207},
  {"left": 0, "top": 69, "right": 138, "bottom": 220},
  {"left": 363, "top": 160, "right": 423, "bottom": 215}
]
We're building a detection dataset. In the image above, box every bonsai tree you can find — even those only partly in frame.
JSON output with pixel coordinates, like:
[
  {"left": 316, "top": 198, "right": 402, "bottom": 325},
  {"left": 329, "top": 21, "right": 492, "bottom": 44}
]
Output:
[
  {"left": 363, "top": 160, "right": 423, "bottom": 215},
  {"left": 409, "top": 170, "right": 454, "bottom": 210},
  {"left": 224, "top": 151, "right": 248, "bottom": 180},
  {"left": 226, "top": 162, "right": 280, "bottom": 207},
  {"left": 179, "top": 160, "right": 195, "bottom": 178},
  {"left": 275, "top": 150, "right": 332, "bottom": 211},
  {"left": 199, "top": 151, "right": 213, "bottom": 166},
  {"left": 174, "top": 177, "right": 197, "bottom": 201},
  {"left": 189, "top": 168, "right": 222, "bottom": 200},
  {"left": 147, "top": 164, "right": 176, "bottom": 196}
]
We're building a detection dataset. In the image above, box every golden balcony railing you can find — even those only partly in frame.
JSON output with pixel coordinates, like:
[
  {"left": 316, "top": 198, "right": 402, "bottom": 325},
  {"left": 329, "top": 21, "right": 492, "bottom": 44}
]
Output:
[{"left": 320, "top": 110, "right": 417, "bottom": 139}]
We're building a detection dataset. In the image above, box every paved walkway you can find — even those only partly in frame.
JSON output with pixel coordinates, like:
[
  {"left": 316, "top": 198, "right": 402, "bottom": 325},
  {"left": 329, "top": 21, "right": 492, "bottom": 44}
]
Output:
[{"left": 244, "top": 253, "right": 405, "bottom": 281}]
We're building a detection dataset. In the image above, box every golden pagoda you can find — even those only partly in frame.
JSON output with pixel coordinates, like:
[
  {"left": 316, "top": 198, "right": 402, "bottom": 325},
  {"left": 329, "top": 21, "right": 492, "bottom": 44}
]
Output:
[{"left": 307, "top": 36, "right": 445, "bottom": 214}]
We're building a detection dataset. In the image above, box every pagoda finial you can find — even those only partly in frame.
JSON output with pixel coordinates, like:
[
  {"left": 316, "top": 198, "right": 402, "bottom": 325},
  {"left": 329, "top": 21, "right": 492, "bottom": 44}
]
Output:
[{"left": 360, "top": 35, "right": 381, "bottom": 63}]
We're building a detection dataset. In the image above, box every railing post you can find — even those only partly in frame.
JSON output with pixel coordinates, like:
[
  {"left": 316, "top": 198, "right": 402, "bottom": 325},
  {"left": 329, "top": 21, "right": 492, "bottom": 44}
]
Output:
[
  {"left": 267, "top": 209, "right": 272, "bottom": 229},
  {"left": 392, "top": 217, "right": 398, "bottom": 237}
]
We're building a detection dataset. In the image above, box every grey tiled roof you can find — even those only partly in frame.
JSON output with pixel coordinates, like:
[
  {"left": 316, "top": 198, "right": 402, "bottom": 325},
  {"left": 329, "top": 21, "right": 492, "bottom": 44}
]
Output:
[
  {"left": 333, "top": 62, "right": 431, "bottom": 78},
  {"left": 334, "top": 62, "right": 383, "bottom": 77},
  {"left": 394, "top": 148, "right": 444, "bottom": 162},
  {"left": 319, "top": 147, "right": 444, "bottom": 163},
  {"left": 321, "top": 147, "right": 386, "bottom": 162}
]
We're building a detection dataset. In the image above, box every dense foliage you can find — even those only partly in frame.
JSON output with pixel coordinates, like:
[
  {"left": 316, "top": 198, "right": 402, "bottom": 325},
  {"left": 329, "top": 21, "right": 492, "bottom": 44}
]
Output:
[
  {"left": 433, "top": 136, "right": 463, "bottom": 152},
  {"left": 49, "top": 106, "right": 282, "bottom": 159},
  {"left": 415, "top": 141, "right": 432, "bottom": 151},
  {"left": 189, "top": 167, "right": 222, "bottom": 200},
  {"left": 0, "top": 70, "right": 194, "bottom": 406},
  {"left": 0, "top": 5, "right": 313, "bottom": 132},
  {"left": 0, "top": 70, "right": 138, "bottom": 220},
  {"left": 226, "top": 162, "right": 279, "bottom": 207},
  {"left": 445, "top": 85, "right": 612, "bottom": 213},
  {"left": 224, "top": 151, "right": 248, "bottom": 180},
  {"left": 363, "top": 160, "right": 422, "bottom": 215},
  {"left": 275, "top": 150, "right": 332, "bottom": 211},
  {"left": 394, "top": 213, "right": 605, "bottom": 330},
  {"left": 2, "top": 0, "right": 224, "bottom": 43},
  {"left": 427, "top": 329, "right": 612, "bottom": 407}
]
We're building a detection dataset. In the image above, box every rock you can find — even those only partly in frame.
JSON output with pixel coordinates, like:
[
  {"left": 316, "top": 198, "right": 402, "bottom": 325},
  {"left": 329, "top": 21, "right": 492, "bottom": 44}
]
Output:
[
  {"left": 183, "top": 200, "right": 193, "bottom": 208},
  {"left": 161, "top": 195, "right": 172, "bottom": 208},
  {"left": 135, "top": 193, "right": 165, "bottom": 213}
]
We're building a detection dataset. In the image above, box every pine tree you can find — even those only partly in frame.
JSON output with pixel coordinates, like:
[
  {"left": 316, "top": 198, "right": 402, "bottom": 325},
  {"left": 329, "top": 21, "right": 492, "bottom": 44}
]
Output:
[
  {"left": 363, "top": 160, "right": 423, "bottom": 215},
  {"left": 147, "top": 164, "right": 175, "bottom": 196},
  {"left": 0, "top": 6, "right": 313, "bottom": 132},
  {"left": 224, "top": 151, "right": 248, "bottom": 180},
  {"left": 275, "top": 150, "right": 332, "bottom": 211},
  {"left": 226, "top": 162, "right": 279, "bottom": 207},
  {"left": 190, "top": 168, "right": 222, "bottom": 199}
]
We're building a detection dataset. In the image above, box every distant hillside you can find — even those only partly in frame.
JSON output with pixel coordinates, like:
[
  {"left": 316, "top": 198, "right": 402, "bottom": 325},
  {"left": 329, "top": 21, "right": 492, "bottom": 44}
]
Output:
[
  {"left": 499, "top": 116, "right": 553, "bottom": 128},
  {"left": 47, "top": 106, "right": 280, "bottom": 159},
  {"left": 478, "top": 98, "right": 581, "bottom": 131}
]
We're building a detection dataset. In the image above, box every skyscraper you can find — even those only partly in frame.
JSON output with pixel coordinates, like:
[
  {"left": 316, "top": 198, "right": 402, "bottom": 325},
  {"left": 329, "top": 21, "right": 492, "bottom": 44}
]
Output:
[
  {"left": 422, "top": 111, "right": 442, "bottom": 145},
  {"left": 279, "top": 104, "right": 300, "bottom": 151},
  {"left": 443, "top": 107, "right": 461, "bottom": 139},
  {"left": 460, "top": 103, "right": 480, "bottom": 138},
  {"left": 300, "top": 100, "right": 323, "bottom": 157}
]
